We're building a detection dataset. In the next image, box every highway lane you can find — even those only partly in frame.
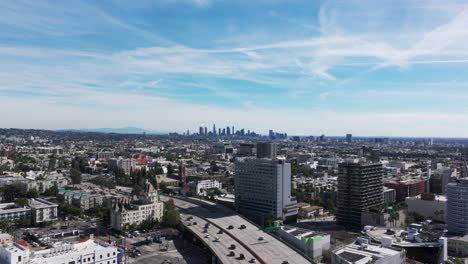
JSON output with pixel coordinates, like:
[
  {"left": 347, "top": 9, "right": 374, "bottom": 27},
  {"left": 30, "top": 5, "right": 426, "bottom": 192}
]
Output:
[
  {"left": 162, "top": 196, "right": 312, "bottom": 264},
  {"left": 181, "top": 213, "right": 256, "bottom": 263}
]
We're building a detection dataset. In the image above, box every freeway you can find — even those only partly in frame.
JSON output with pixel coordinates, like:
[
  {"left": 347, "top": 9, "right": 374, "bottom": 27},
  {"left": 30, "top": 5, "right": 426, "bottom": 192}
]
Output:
[{"left": 161, "top": 196, "right": 312, "bottom": 264}]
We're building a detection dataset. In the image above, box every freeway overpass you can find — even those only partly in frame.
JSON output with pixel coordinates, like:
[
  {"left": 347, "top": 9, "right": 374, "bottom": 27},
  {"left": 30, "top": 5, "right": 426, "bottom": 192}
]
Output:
[{"left": 161, "top": 196, "right": 312, "bottom": 264}]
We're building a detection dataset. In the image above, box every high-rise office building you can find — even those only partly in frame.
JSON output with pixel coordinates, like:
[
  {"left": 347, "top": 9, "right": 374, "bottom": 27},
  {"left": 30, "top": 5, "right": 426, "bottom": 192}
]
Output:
[
  {"left": 234, "top": 155, "right": 298, "bottom": 225},
  {"left": 213, "top": 124, "right": 216, "bottom": 135},
  {"left": 256, "top": 142, "right": 277, "bottom": 159},
  {"left": 346, "top": 133, "right": 352, "bottom": 143},
  {"left": 447, "top": 178, "right": 468, "bottom": 234},
  {"left": 199, "top": 126, "right": 203, "bottom": 135},
  {"left": 337, "top": 160, "right": 383, "bottom": 230},
  {"left": 204, "top": 127, "right": 208, "bottom": 136},
  {"left": 226, "top": 126, "right": 231, "bottom": 135}
]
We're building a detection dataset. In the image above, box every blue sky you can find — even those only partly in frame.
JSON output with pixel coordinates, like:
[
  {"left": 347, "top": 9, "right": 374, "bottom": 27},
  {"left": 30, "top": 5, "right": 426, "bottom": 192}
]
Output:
[{"left": 2, "top": 0, "right": 468, "bottom": 137}]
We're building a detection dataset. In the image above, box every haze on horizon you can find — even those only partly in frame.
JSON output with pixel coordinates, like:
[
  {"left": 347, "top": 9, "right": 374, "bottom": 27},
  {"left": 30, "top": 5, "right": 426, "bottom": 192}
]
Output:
[{"left": 2, "top": 0, "right": 468, "bottom": 137}]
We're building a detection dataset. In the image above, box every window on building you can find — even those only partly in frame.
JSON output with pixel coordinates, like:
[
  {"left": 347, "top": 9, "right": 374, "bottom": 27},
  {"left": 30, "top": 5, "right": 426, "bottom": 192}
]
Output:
[{"left": 18, "top": 256, "right": 21, "bottom": 262}]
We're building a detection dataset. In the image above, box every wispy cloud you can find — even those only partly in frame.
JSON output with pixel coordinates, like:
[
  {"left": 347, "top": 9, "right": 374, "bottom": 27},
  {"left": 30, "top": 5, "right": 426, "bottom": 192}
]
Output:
[{"left": 2, "top": 0, "right": 468, "bottom": 135}]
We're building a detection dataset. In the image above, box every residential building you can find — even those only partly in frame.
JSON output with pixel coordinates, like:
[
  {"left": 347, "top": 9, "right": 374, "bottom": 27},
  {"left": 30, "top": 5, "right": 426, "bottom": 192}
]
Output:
[
  {"left": 430, "top": 168, "right": 452, "bottom": 194},
  {"left": 96, "top": 151, "right": 114, "bottom": 160},
  {"left": 28, "top": 198, "right": 58, "bottom": 225},
  {"left": 405, "top": 193, "right": 446, "bottom": 222},
  {"left": 277, "top": 225, "right": 330, "bottom": 260},
  {"left": 110, "top": 181, "right": 163, "bottom": 231},
  {"left": 383, "top": 187, "right": 396, "bottom": 205},
  {"left": 384, "top": 178, "right": 426, "bottom": 202},
  {"left": 190, "top": 179, "right": 222, "bottom": 195},
  {"left": 58, "top": 189, "right": 104, "bottom": 210},
  {"left": 298, "top": 205, "right": 324, "bottom": 219},
  {"left": 336, "top": 160, "right": 383, "bottom": 230},
  {"left": 447, "top": 178, "right": 468, "bottom": 234},
  {"left": 234, "top": 155, "right": 298, "bottom": 225},
  {"left": 108, "top": 157, "right": 136, "bottom": 175},
  {"left": 238, "top": 143, "right": 255, "bottom": 156},
  {"left": 447, "top": 235, "right": 468, "bottom": 257},
  {"left": 256, "top": 142, "right": 277, "bottom": 159},
  {"left": 0, "top": 203, "right": 30, "bottom": 225}
]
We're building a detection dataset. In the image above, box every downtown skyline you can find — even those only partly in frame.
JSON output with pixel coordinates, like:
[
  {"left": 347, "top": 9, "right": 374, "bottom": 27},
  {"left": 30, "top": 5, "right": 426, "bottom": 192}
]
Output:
[{"left": 2, "top": 0, "right": 468, "bottom": 137}]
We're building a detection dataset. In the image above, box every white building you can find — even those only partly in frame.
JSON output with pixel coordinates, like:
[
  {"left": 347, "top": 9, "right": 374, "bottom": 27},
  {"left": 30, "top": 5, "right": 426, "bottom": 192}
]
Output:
[
  {"left": 406, "top": 193, "right": 446, "bottom": 222},
  {"left": 0, "top": 203, "right": 30, "bottom": 224},
  {"left": 111, "top": 181, "right": 163, "bottom": 231},
  {"left": 235, "top": 144, "right": 298, "bottom": 225},
  {"left": 28, "top": 198, "right": 58, "bottom": 225},
  {"left": 0, "top": 236, "right": 120, "bottom": 264},
  {"left": 194, "top": 179, "right": 222, "bottom": 195},
  {"left": 108, "top": 157, "right": 136, "bottom": 175},
  {"left": 332, "top": 237, "right": 405, "bottom": 264},
  {"left": 277, "top": 226, "right": 330, "bottom": 260}
]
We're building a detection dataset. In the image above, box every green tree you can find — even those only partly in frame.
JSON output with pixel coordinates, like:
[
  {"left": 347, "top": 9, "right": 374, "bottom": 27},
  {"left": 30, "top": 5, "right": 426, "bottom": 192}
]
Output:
[
  {"left": 70, "top": 168, "right": 82, "bottom": 184},
  {"left": 16, "top": 197, "right": 29, "bottom": 206},
  {"left": 162, "top": 199, "right": 180, "bottom": 227},
  {"left": 159, "top": 181, "right": 167, "bottom": 191},
  {"left": 2, "top": 185, "right": 19, "bottom": 202},
  {"left": 167, "top": 164, "right": 174, "bottom": 176},
  {"left": 27, "top": 188, "right": 39, "bottom": 198},
  {"left": 162, "top": 208, "right": 180, "bottom": 227},
  {"left": 44, "top": 184, "right": 59, "bottom": 196},
  {"left": 0, "top": 220, "right": 14, "bottom": 234}
]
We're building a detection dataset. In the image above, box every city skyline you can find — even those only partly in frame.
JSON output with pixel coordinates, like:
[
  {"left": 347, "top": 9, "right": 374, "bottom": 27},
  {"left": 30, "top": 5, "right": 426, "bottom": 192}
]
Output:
[{"left": 2, "top": 1, "right": 468, "bottom": 137}]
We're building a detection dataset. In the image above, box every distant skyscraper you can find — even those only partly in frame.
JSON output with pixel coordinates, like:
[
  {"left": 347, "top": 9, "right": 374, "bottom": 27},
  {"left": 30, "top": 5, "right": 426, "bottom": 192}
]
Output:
[
  {"left": 204, "top": 127, "right": 208, "bottom": 136},
  {"left": 232, "top": 126, "right": 235, "bottom": 135},
  {"left": 447, "top": 178, "right": 468, "bottom": 234},
  {"left": 256, "top": 142, "right": 277, "bottom": 159},
  {"left": 218, "top": 128, "right": 221, "bottom": 135},
  {"left": 235, "top": 156, "right": 298, "bottom": 224},
  {"left": 336, "top": 161, "right": 383, "bottom": 230},
  {"left": 226, "top": 126, "right": 231, "bottom": 135},
  {"left": 346, "top": 133, "right": 352, "bottom": 143},
  {"left": 199, "top": 126, "right": 204, "bottom": 135},
  {"left": 269, "top": 129, "right": 274, "bottom": 139},
  {"left": 213, "top": 124, "right": 216, "bottom": 135},
  {"left": 222, "top": 128, "right": 226, "bottom": 135}
]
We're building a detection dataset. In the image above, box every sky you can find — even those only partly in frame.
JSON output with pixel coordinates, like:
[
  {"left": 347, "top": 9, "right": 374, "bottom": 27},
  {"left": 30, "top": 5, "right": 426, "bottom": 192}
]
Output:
[{"left": 2, "top": 0, "right": 468, "bottom": 137}]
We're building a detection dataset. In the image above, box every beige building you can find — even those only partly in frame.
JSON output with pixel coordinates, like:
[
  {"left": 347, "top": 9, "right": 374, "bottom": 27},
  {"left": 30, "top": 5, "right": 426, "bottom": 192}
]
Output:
[
  {"left": 405, "top": 193, "right": 446, "bottom": 222},
  {"left": 448, "top": 235, "right": 468, "bottom": 257},
  {"left": 111, "top": 181, "right": 163, "bottom": 230}
]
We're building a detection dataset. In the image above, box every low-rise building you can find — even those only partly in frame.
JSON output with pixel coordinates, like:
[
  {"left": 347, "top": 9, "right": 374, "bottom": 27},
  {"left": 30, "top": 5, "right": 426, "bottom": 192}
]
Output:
[
  {"left": 332, "top": 237, "right": 405, "bottom": 264},
  {"left": 405, "top": 193, "right": 446, "bottom": 222},
  {"left": 190, "top": 179, "right": 222, "bottom": 195},
  {"left": 110, "top": 181, "right": 163, "bottom": 231},
  {"left": 298, "top": 205, "right": 324, "bottom": 219},
  {"left": 0, "top": 203, "right": 30, "bottom": 225},
  {"left": 58, "top": 189, "right": 103, "bottom": 211},
  {"left": 447, "top": 235, "right": 468, "bottom": 257},
  {"left": 28, "top": 198, "right": 58, "bottom": 225},
  {"left": 0, "top": 236, "right": 120, "bottom": 264},
  {"left": 277, "top": 226, "right": 330, "bottom": 260}
]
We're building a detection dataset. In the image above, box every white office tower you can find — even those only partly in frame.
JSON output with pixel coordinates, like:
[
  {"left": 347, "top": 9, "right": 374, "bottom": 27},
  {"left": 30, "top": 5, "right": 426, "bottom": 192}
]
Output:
[
  {"left": 234, "top": 155, "right": 298, "bottom": 225},
  {"left": 447, "top": 178, "right": 468, "bottom": 234}
]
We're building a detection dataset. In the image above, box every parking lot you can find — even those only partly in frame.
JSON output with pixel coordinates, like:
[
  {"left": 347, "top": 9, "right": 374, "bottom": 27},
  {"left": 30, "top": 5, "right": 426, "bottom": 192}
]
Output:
[{"left": 97, "top": 229, "right": 210, "bottom": 264}]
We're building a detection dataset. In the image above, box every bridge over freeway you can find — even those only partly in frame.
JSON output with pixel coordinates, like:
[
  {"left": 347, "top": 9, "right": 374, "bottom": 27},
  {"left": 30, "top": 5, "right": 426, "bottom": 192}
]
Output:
[{"left": 161, "top": 195, "right": 312, "bottom": 264}]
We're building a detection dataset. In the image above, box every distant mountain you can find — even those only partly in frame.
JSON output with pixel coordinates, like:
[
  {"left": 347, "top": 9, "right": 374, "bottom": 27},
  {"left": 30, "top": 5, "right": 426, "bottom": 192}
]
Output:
[{"left": 57, "top": 127, "right": 165, "bottom": 135}]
